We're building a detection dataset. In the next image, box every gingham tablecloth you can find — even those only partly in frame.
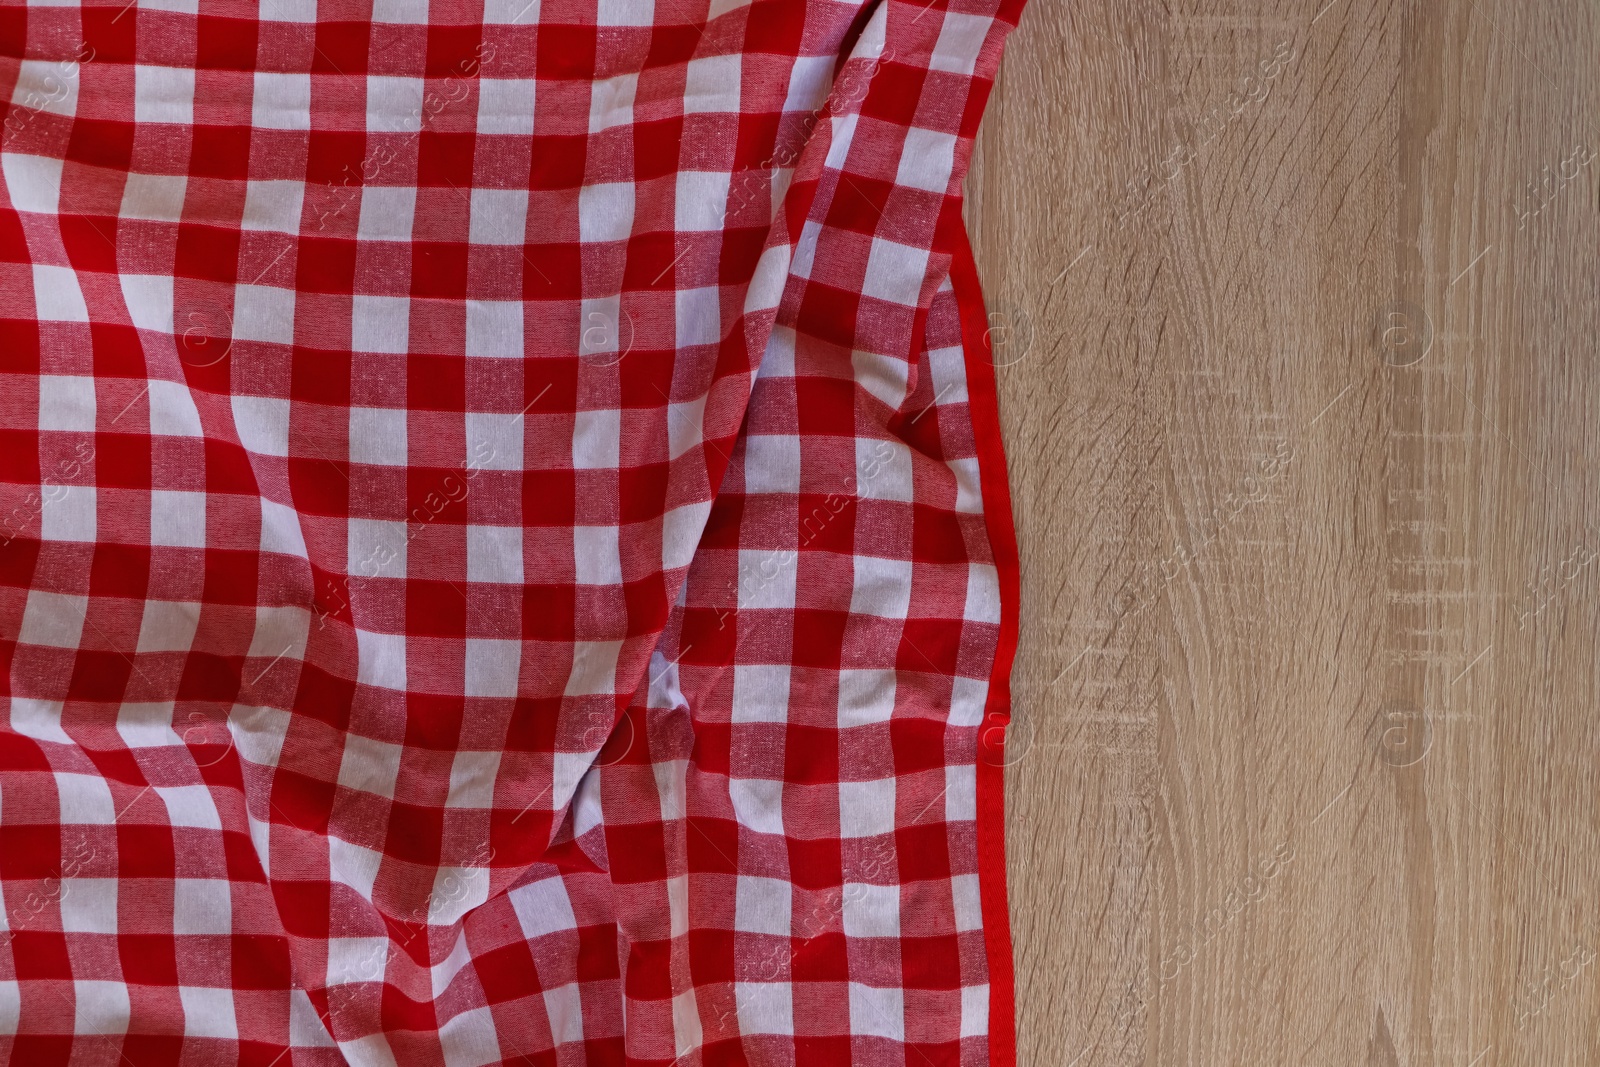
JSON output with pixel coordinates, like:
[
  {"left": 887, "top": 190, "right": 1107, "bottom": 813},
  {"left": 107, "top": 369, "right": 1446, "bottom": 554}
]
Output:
[{"left": 0, "top": 0, "right": 1024, "bottom": 1062}]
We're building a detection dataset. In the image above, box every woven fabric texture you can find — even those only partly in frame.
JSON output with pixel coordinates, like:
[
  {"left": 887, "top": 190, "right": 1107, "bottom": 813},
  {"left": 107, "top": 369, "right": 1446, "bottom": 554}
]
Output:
[{"left": 0, "top": 0, "right": 1025, "bottom": 1062}]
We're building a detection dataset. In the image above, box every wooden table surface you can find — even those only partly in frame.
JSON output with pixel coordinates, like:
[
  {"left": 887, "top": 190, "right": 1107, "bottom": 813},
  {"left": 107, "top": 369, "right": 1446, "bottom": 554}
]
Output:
[{"left": 964, "top": 1, "right": 1599, "bottom": 1063}]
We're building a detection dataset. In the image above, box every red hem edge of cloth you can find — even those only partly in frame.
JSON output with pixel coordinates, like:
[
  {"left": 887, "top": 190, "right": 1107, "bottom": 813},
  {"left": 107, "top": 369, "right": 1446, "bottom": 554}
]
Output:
[{"left": 951, "top": 229, "right": 1021, "bottom": 1067}]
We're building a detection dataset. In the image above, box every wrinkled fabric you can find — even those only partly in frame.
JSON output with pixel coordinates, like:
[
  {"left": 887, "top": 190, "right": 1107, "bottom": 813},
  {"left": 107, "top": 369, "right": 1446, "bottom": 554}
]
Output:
[{"left": 0, "top": 0, "right": 1024, "bottom": 1062}]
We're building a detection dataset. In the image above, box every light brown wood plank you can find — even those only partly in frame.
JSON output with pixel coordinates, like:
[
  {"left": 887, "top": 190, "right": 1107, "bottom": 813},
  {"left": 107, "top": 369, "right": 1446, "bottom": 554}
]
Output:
[{"left": 966, "top": 1, "right": 1600, "bottom": 1063}]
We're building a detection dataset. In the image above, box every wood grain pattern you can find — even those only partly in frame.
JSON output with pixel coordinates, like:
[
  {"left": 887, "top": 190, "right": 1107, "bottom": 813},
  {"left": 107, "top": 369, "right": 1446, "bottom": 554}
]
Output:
[{"left": 964, "top": 2, "right": 1600, "bottom": 1063}]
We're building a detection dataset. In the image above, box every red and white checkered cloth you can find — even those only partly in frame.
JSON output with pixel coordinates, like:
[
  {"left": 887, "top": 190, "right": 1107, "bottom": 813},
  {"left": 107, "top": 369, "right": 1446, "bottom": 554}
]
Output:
[{"left": 0, "top": 0, "right": 1024, "bottom": 1062}]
